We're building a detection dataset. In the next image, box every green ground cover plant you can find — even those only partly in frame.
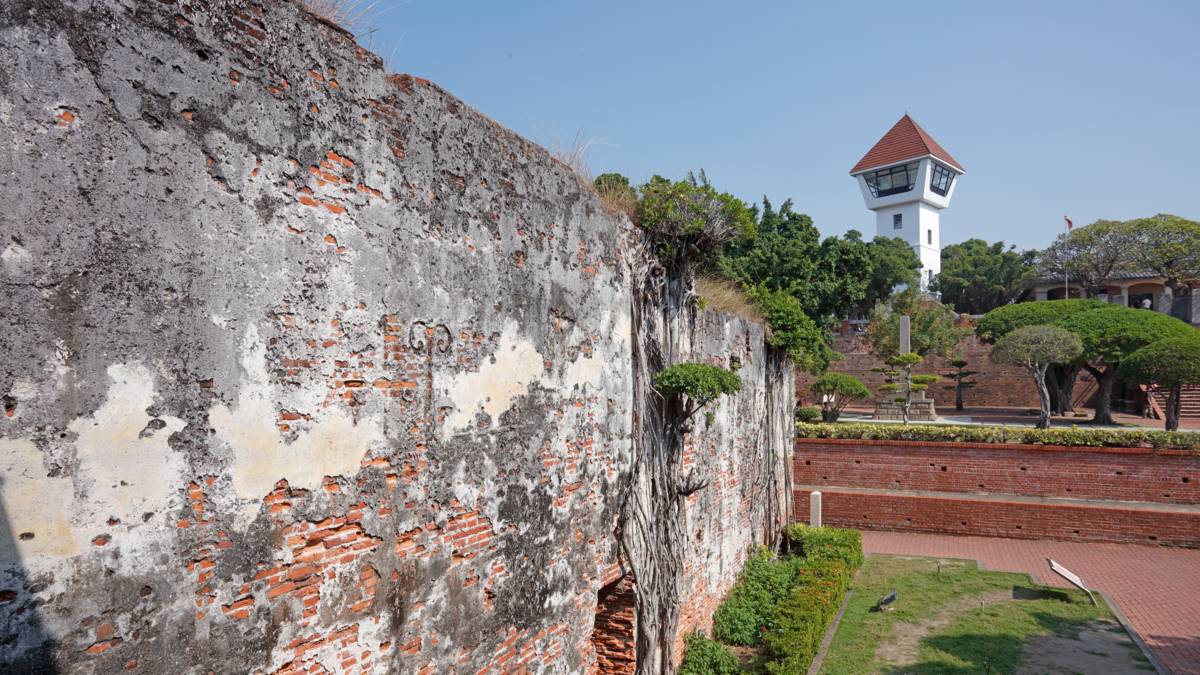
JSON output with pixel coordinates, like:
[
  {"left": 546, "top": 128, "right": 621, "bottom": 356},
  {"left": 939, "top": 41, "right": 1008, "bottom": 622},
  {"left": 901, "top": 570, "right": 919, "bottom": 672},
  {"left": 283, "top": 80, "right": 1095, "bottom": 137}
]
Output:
[
  {"left": 795, "top": 421, "right": 1200, "bottom": 450},
  {"left": 819, "top": 555, "right": 1149, "bottom": 675},
  {"left": 679, "top": 633, "right": 742, "bottom": 675}
]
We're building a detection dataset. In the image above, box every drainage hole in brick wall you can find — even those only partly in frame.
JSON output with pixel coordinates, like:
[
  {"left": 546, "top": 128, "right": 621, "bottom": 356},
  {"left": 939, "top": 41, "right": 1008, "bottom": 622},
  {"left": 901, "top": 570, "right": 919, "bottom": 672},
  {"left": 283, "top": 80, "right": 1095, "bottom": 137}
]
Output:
[
  {"left": 940, "top": 466, "right": 947, "bottom": 472},
  {"left": 805, "top": 460, "right": 811, "bottom": 465},
  {"left": 1115, "top": 470, "right": 1123, "bottom": 475},
  {"left": 591, "top": 576, "right": 636, "bottom": 674},
  {"left": 1184, "top": 477, "right": 1190, "bottom": 483},
  {"left": 1020, "top": 467, "right": 1027, "bottom": 471}
]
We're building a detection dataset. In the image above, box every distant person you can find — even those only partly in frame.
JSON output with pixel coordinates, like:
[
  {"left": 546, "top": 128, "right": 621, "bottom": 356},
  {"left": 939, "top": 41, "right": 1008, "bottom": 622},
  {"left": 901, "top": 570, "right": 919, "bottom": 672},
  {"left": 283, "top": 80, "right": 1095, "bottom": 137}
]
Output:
[{"left": 1141, "top": 297, "right": 1152, "bottom": 309}]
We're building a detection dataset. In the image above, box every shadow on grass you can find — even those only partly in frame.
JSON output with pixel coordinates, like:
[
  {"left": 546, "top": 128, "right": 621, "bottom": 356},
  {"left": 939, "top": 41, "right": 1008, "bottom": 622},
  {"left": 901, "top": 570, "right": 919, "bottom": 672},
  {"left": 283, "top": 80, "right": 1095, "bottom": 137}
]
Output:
[
  {"left": 1010, "top": 585, "right": 1071, "bottom": 602},
  {"left": 880, "top": 607, "right": 1110, "bottom": 675}
]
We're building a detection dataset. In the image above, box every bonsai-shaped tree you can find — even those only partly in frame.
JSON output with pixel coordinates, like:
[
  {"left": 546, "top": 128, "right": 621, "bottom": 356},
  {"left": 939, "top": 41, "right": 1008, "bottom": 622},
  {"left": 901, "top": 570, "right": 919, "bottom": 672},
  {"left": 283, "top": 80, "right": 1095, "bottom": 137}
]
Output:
[
  {"left": 811, "top": 373, "right": 871, "bottom": 422},
  {"left": 883, "top": 352, "right": 930, "bottom": 424},
  {"left": 1055, "top": 305, "right": 1195, "bottom": 425},
  {"left": 651, "top": 362, "right": 741, "bottom": 497},
  {"left": 1118, "top": 335, "right": 1200, "bottom": 431},
  {"left": 976, "top": 299, "right": 1105, "bottom": 415},
  {"left": 652, "top": 363, "right": 742, "bottom": 432},
  {"left": 990, "top": 326, "right": 1083, "bottom": 429},
  {"left": 944, "top": 358, "right": 978, "bottom": 411}
]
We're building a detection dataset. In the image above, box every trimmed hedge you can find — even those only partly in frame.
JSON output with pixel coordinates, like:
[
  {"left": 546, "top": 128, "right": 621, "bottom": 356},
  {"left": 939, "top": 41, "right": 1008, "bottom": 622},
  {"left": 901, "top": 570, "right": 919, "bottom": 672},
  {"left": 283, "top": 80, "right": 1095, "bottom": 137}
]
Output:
[
  {"left": 708, "top": 526, "right": 863, "bottom": 673},
  {"left": 712, "top": 548, "right": 807, "bottom": 645},
  {"left": 784, "top": 524, "right": 864, "bottom": 569},
  {"left": 679, "top": 633, "right": 741, "bottom": 675},
  {"left": 795, "top": 406, "right": 821, "bottom": 424},
  {"left": 796, "top": 421, "right": 1200, "bottom": 450},
  {"left": 764, "top": 558, "right": 852, "bottom": 674}
]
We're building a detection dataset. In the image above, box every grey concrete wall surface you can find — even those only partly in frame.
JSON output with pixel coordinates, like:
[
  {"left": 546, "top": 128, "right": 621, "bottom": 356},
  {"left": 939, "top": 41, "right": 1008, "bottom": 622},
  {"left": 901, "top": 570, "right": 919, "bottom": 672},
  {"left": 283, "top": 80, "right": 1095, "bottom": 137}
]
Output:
[{"left": 0, "top": 1, "right": 791, "bottom": 672}]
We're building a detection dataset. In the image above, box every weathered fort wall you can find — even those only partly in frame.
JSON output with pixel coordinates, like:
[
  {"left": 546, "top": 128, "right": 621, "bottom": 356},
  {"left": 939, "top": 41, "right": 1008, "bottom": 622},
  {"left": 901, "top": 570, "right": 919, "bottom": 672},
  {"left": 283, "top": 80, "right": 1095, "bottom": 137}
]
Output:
[
  {"left": 794, "top": 438, "right": 1200, "bottom": 547},
  {"left": 0, "top": 1, "right": 793, "bottom": 672}
]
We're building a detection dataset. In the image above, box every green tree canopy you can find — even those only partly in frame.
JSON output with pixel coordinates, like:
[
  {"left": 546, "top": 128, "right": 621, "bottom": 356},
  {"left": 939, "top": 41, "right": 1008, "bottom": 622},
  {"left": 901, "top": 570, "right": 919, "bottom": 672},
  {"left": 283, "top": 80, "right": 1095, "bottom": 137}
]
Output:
[
  {"left": 750, "top": 287, "right": 837, "bottom": 374},
  {"left": 990, "top": 325, "right": 1084, "bottom": 429},
  {"left": 867, "top": 289, "right": 970, "bottom": 359},
  {"left": 931, "top": 239, "right": 1037, "bottom": 314},
  {"left": 1121, "top": 214, "right": 1200, "bottom": 293},
  {"left": 1038, "top": 219, "right": 1133, "bottom": 295},
  {"left": 863, "top": 236, "right": 922, "bottom": 308},
  {"left": 1118, "top": 334, "right": 1200, "bottom": 430},
  {"left": 975, "top": 299, "right": 1107, "bottom": 343},
  {"left": 718, "top": 199, "right": 880, "bottom": 323},
  {"left": 811, "top": 373, "right": 871, "bottom": 422},
  {"left": 1055, "top": 305, "right": 1197, "bottom": 424}
]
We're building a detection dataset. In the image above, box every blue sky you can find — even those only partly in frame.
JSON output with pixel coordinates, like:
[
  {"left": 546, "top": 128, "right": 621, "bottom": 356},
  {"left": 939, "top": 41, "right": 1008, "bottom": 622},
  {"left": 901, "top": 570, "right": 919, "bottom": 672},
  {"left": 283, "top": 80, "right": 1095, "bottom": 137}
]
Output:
[{"left": 365, "top": 1, "right": 1199, "bottom": 250}]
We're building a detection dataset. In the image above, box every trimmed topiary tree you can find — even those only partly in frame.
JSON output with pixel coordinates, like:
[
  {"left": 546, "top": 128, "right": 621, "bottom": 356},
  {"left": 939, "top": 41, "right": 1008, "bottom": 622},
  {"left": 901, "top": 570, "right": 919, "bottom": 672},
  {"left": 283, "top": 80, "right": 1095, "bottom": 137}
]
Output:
[
  {"left": 810, "top": 373, "right": 871, "bottom": 422},
  {"left": 946, "top": 358, "right": 977, "bottom": 411},
  {"left": 1118, "top": 335, "right": 1200, "bottom": 431},
  {"left": 1055, "top": 305, "right": 1196, "bottom": 425},
  {"left": 990, "top": 326, "right": 1084, "bottom": 429},
  {"left": 976, "top": 299, "right": 1106, "bottom": 415}
]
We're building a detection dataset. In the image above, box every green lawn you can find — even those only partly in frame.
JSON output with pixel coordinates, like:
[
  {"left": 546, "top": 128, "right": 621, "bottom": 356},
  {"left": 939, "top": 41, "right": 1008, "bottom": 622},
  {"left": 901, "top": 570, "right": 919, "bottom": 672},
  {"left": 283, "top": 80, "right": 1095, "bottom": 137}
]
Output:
[{"left": 819, "top": 554, "right": 1152, "bottom": 674}]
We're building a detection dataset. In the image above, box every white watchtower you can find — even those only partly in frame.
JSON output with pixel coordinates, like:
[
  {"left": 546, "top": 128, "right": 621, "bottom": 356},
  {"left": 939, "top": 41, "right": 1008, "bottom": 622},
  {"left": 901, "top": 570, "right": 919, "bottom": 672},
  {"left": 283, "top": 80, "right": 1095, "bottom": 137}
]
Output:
[{"left": 850, "top": 115, "right": 964, "bottom": 289}]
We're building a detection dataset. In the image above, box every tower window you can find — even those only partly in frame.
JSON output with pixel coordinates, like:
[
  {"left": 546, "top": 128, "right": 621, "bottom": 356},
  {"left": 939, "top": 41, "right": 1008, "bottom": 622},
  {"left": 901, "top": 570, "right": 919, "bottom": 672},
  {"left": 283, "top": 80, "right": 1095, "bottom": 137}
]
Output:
[
  {"left": 893, "top": 214, "right": 903, "bottom": 229},
  {"left": 927, "top": 229, "right": 932, "bottom": 245},
  {"left": 930, "top": 162, "right": 956, "bottom": 196},
  {"left": 865, "top": 162, "right": 919, "bottom": 197}
]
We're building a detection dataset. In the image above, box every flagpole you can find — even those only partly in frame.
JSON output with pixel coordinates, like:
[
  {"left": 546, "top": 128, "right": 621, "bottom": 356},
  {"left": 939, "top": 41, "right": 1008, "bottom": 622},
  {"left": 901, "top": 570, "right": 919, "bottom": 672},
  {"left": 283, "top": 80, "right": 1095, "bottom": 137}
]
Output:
[{"left": 1063, "top": 216, "right": 1071, "bottom": 299}]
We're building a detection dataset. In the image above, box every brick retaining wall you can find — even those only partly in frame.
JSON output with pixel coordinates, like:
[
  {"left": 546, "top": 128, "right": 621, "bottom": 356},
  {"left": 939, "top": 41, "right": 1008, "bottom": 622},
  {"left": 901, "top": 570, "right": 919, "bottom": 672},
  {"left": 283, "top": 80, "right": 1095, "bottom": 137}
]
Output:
[{"left": 795, "top": 437, "right": 1200, "bottom": 546}]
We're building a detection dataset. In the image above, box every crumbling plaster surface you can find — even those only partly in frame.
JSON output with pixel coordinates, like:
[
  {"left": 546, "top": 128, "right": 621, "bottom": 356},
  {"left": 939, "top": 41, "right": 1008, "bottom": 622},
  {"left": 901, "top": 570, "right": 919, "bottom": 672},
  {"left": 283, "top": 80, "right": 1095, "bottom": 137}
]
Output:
[{"left": 0, "top": 1, "right": 791, "bottom": 672}]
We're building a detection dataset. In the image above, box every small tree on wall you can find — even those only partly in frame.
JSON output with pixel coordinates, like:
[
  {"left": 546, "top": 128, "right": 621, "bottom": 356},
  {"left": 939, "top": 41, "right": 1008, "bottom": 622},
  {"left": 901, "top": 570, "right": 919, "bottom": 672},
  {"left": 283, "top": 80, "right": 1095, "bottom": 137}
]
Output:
[
  {"left": 1118, "top": 335, "right": 1200, "bottom": 431},
  {"left": 990, "top": 326, "right": 1083, "bottom": 429},
  {"left": 810, "top": 373, "right": 871, "bottom": 422}
]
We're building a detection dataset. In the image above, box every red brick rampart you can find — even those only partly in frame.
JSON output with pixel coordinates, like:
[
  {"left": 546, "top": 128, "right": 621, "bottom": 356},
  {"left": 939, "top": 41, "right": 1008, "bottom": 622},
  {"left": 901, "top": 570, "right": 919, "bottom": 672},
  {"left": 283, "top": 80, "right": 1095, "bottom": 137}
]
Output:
[{"left": 794, "top": 438, "right": 1200, "bottom": 547}]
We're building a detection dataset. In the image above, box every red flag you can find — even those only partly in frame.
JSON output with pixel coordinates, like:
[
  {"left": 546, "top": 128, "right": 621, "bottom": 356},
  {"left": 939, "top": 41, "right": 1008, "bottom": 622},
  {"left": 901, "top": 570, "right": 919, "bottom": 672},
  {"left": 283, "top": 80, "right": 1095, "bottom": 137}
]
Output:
[{"left": 1064, "top": 215, "right": 1073, "bottom": 230}]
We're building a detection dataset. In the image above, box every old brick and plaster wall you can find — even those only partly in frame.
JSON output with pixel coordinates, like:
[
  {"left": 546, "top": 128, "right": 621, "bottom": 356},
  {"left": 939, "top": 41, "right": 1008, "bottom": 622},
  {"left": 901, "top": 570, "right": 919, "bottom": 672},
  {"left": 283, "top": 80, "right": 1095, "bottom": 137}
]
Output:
[{"left": 0, "top": 1, "right": 792, "bottom": 672}]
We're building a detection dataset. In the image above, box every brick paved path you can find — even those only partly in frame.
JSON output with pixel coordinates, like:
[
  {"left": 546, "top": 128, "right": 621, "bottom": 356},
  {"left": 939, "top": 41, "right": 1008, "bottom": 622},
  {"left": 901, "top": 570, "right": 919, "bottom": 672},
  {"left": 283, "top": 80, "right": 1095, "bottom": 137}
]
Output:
[{"left": 861, "top": 531, "right": 1200, "bottom": 674}]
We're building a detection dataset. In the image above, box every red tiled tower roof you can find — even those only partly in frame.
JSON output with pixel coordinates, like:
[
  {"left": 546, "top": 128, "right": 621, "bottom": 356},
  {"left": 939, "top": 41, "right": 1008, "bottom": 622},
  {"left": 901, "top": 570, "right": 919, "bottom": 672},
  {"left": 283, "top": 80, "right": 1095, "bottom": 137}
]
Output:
[{"left": 850, "top": 114, "right": 964, "bottom": 174}]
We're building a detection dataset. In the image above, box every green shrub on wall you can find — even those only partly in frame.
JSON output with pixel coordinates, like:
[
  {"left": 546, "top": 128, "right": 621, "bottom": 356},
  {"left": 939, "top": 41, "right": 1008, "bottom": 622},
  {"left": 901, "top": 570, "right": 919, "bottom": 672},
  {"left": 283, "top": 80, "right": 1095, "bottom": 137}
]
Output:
[
  {"left": 678, "top": 633, "right": 741, "bottom": 675},
  {"left": 795, "top": 422, "right": 1200, "bottom": 450}
]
